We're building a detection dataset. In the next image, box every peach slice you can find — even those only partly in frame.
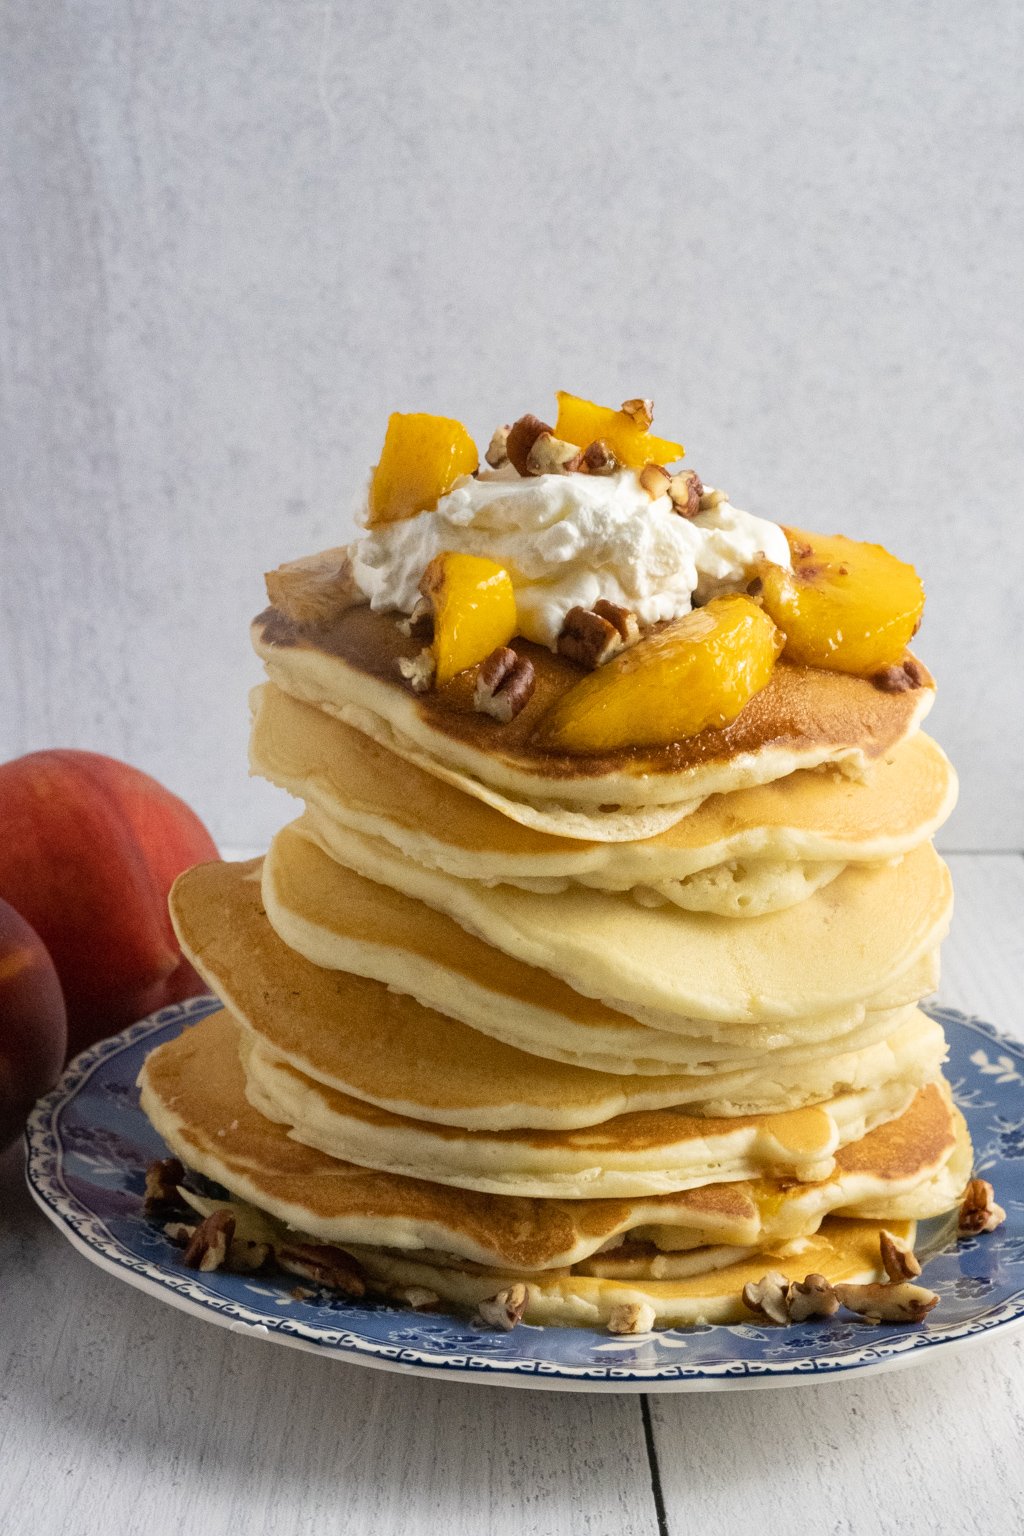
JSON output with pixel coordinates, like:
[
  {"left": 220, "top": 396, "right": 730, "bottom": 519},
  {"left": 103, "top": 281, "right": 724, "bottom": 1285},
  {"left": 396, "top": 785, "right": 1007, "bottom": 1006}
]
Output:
[
  {"left": 553, "top": 392, "right": 685, "bottom": 470},
  {"left": 534, "top": 595, "right": 783, "bottom": 753},
  {"left": 420, "top": 552, "right": 518, "bottom": 686},
  {"left": 758, "top": 529, "right": 925, "bottom": 676},
  {"left": 368, "top": 413, "right": 478, "bottom": 526}
]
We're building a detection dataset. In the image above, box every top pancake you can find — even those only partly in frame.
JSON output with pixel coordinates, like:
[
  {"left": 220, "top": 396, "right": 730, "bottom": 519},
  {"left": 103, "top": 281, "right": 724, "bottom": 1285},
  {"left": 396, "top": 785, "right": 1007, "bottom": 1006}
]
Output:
[
  {"left": 249, "top": 681, "right": 957, "bottom": 891},
  {"left": 252, "top": 604, "right": 935, "bottom": 839}
]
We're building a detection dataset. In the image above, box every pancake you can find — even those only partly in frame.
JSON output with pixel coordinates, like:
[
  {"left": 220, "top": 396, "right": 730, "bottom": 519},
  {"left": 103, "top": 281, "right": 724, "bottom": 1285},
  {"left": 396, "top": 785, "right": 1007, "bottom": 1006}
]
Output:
[
  {"left": 291, "top": 813, "right": 953, "bottom": 1030},
  {"left": 171, "top": 858, "right": 948, "bottom": 1128},
  {"left": 627, "top": 1084, "right": 970, "bottom": 1257},
  {"left": 249, "top": 681, "right": 958, "bottom": 890},
  {"left": 252, "top": 604, "right": 935, "bottom": 838},
  {"left": 240, "top": 1027, "right": 937, "bottom": 1199},
  {"left": 138, "top": 1010, "right": 965, "bottom": 1274},
  {"left": 241, "top": 1007, "right": 945, "bottom": 1198},
  {"left": 642, "top": 857, "right": 846, "bottom": 917},
  {"left": 260, "top": 822, "right": 941, "bottom": 1074},
  {"left": 339, "top": 1218, "right": 921, "bottom": 1329}
]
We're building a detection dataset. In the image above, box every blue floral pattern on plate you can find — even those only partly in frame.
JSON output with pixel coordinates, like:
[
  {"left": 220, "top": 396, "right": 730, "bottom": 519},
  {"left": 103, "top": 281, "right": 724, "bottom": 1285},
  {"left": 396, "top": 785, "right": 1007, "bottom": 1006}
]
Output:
[{"left": 24, "top": 998, "right": 1024, "bottom": 1392}]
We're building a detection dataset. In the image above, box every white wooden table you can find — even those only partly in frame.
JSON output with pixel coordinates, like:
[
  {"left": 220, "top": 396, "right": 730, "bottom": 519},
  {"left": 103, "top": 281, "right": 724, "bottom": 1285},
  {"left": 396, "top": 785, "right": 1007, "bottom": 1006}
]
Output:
[{"left": 2, "top": 854, "right": 1022, "bottom": 1536}]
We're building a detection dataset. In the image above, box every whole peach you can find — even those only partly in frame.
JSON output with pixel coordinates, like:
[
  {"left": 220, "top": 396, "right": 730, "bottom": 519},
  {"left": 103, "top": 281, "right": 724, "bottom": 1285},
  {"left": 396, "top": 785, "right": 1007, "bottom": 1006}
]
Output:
[
  {"left": 0, "top": 896, "right": 68, "bottom": 1149},
  {"left": 0, "top": 751, "right": 218, "bottom": 1059}
]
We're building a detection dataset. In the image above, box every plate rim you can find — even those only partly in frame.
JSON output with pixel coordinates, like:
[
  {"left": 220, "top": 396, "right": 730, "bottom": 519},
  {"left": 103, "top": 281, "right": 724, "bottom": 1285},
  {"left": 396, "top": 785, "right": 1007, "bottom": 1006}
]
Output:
[{"left": 24, "top": 997, "right": 1024, "bottom": 1394}]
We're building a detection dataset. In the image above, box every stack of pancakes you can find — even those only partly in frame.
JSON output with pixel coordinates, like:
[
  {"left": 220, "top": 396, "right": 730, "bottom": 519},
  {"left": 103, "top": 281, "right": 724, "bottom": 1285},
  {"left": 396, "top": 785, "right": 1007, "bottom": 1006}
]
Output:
[{"left": 139, "top": 604, "right": 968, "bottom": 1328}]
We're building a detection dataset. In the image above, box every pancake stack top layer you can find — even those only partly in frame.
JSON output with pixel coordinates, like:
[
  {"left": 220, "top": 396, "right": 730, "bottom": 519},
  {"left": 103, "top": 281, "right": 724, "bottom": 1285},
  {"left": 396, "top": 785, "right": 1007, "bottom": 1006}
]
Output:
[{"left": 140, "top": 394, "right": 971, "bottom": 1329}]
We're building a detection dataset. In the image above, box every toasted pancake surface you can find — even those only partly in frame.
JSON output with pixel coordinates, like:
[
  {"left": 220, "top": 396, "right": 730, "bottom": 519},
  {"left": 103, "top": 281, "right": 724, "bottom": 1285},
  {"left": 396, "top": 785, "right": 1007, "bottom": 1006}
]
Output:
[
  {"left": 253, "top": 605, "right": 935, "bottom": 834},
  {"left": 250, "top": 680, "right": 956, "bottom": 881},
  {"left": 138, "top": 1010, "right": 964, "bottom": 1277},
  {"left": 240, "top": 1021, "right": 939, "bottom": 1199},
  {"left": 171, "top": 857, "right": 948, "bottom": 1129}
]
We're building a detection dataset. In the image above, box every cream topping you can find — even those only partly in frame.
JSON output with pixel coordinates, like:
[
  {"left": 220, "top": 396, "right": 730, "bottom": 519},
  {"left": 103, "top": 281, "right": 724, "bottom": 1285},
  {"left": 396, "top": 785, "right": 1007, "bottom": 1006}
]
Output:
[{"left": 351, "top": 467, "right": 791, "bottom": 648}]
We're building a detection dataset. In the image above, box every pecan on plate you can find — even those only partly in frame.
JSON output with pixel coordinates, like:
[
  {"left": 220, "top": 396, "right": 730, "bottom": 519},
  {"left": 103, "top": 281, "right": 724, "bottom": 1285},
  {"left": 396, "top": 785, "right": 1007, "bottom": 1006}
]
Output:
[
  {"left": 958, "top": 1178, "right": 1007, "bottom": 1235},
  {"left": 834, "top": 1281, "right": 938, "bottom": 1324},
  {"left": 607, "top": 1300, "right": 656, "bottom": 1335},
  {"left": 476, "top": 1283, "right": 529, "bottom": 1331},
  {"left": 181, "top": 1210, "right": 236, "bottom": 1273},
  {"left": 276, "top": 1241, "right": 367, "bottom": 1298},
  {"left": 786, "top": 1273, "right": 839, "bottom": 1322},
  {"left": 143, "top": 1157, "right": 186, "bottom": 1218},
  {"left": 879, "top": 1230, "right": 922, "bottom": 1282},
  {"left": 742, "top": 1271, "right": 791, "bottom": 1325}
]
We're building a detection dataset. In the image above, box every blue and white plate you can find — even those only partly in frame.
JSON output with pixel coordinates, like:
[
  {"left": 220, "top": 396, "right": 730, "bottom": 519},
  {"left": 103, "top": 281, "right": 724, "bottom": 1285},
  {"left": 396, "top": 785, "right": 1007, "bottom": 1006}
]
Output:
[{"left": 24, "top": 997, "right": 1024, "bottom": 1392}]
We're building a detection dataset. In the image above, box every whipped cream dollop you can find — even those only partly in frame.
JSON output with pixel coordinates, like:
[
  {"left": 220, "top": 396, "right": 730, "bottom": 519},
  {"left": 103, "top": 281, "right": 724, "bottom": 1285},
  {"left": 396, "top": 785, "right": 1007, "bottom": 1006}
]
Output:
[{"left": 351, "top": 467, "right": 791, "bottom": 648}]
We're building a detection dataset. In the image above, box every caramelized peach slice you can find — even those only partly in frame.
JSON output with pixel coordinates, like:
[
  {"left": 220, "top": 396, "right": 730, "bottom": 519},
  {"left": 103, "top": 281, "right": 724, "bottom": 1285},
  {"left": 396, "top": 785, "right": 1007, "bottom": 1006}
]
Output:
[
  {"left": 758, "top": 529, "right": 925, "bottom": 676},
  {"left": 553, "top": 392, "right": 684, "bottom": 470},
  {"left": 534, "top": 595, "right": 782, "bottom": 753},
  {"left": 368, "top": 413, "right": 478, "bottom": 526},
  {"left": 420, "top": 552, "right": 518, "bottom": 685}
]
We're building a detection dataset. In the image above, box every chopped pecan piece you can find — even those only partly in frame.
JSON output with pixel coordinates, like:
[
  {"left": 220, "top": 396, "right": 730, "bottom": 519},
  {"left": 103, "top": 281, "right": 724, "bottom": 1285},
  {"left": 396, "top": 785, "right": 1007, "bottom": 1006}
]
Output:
[
  {"left": 594, "top": 599, "right": 640, "bottom": 643},
  {"left": 473, "top": 646, "right": 536, "bottom": 722},
  {"left": 485, "top": 424, "right": 511, "bottom": 469},
  {"left": 607, "top": 1300, "right": 656, "bottom": 1335},
  {"left": 144, "top": 1157, "right": 186, "bottom": 1217},
  {"left": 620, "top": 397, "right": 654, "bottom": 430},
  {"left": 506, "top": 414, "right": 553, "bottom": 476},
  {"left": 787, "top": 1273, "right": 839, "bottom": 1322},
  {"left": 557, "top": 601, "right": 640, "bottom": 669},
  {"left": 525, "top": 432, "right": 583, "bottom": 476},
  {"left": 958, "top": 1178, "right": 1007, "bottom": 1234},
  {"left": 397, "top": 596, "right": 434, "bottom": 641},
  {"left": 699, "top": 487, "right": 730, "bottom": 512},
  {"left": 227, "top": 1239, "right": 273, "bottom": 1274},
  {"left": 834, "top": 1280, "right": 938, "bottom": 1324},
  {"left": 742, "top": 1271, "right": 791, "bottom": 1325},
  {"left": 873, "top": 657, "right": 928, "bottom": 693},
  {"left": 393, "top": 1285, "right": 441, "bottom": 1311},
  {"left": 397, "top": 648, "right": 436, "bottom": 693},
  {"left": 879, "top": 1230, "right": 921, "bottom": 1282},
  {"left": 163, "top": 1221, "right": 196, "bottom": 1246},
  {"left": 667, "top": 469, "right": 704, "bottom": 519},
  {"left": 181, "top": 1210, "right": 236, "bottom": 1273},
  {"left": 476, "top": 1283, "right": 529, "bottom": 1331},
  {"left": 265, "top": 547, "right": 362, "bottom": 629},
  {"left": 581, "top": 439, "right": 620, "bottom": 475},
  {"left": 276, "top": 1241, "right": 367, "bottom": 1298},
  {"left": 638, "top": 462, "right": 671, "bottom": 499}
]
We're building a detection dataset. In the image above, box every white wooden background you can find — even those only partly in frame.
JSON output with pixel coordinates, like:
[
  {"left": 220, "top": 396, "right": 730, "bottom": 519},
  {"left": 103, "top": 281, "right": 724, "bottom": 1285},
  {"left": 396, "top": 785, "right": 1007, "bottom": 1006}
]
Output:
[
  {"left": 2, "top": 854, "right": 1022, "bottom": 1536},
  {"left": 0, "top": 1, "right": 1022, "bottom": 851}
]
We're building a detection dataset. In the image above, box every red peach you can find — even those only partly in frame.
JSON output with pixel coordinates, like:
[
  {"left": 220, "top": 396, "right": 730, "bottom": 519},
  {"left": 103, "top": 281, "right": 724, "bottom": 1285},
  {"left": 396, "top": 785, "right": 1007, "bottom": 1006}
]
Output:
[
  {"left": 0, "top": 896, "right": 68, "bottom": 1149},
  {"left": 0, "top": 750, "right": 219, "bottom": 1059}
]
